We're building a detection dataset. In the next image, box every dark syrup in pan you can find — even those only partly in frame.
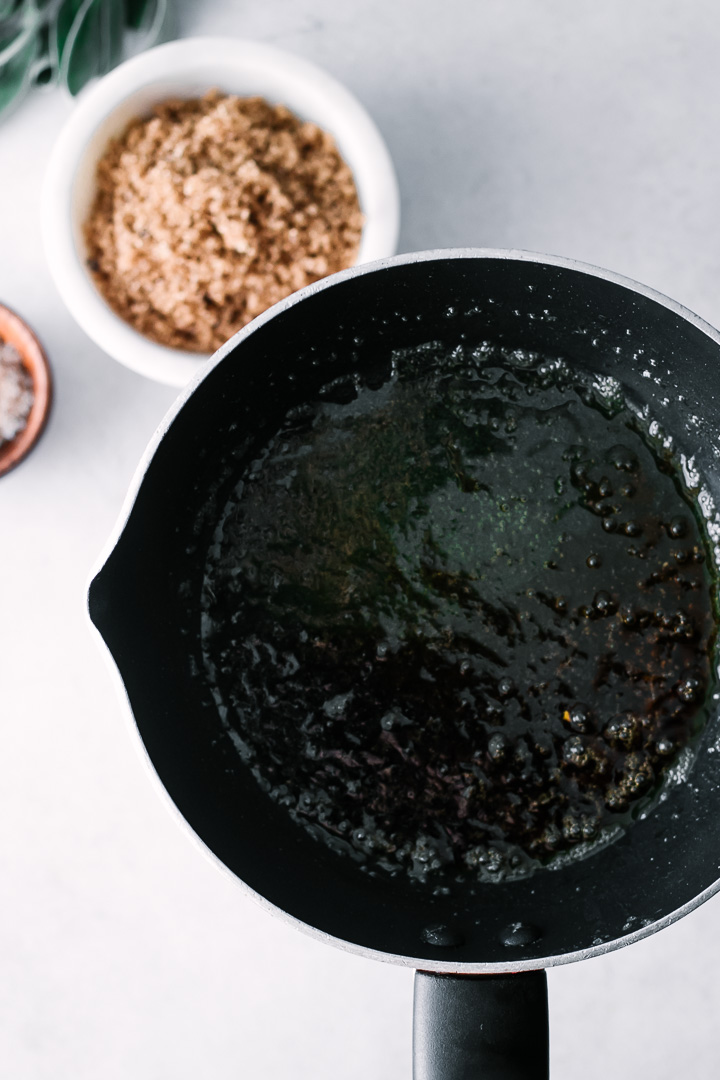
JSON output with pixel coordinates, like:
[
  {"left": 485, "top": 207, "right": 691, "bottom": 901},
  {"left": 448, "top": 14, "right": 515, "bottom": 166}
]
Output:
[{"left": 200, "top": 344, "right": 718, "bottom": 886}]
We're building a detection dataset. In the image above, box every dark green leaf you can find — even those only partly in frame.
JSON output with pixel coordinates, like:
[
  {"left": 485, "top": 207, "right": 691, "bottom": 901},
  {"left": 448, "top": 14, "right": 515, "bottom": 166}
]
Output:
[
  {"left": 0, "top": 21, "right": 39, "bottom": 116},
  {"left": 31, "top": 21, "right": 54, "bottom": 85},
  {"left": 123, "top": 0, "right": 153, "bottom": 30},
  {"left": 59, "top": 0, "right": 125, "bottom": 96},
  {"left": 124, "top": 0, "right": 170, "bottom": 48},
  {"left": 0, "top": 0, "right": 22, "bottom": 22},
  {"left": 51, "top": 0, "right": 85, "bottom": 72}
]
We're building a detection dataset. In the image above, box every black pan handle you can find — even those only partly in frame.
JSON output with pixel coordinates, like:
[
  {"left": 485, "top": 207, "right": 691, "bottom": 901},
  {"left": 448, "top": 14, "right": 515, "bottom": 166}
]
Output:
[{"left": 413, "top": 970, "right": 549, "bottom": 1079}]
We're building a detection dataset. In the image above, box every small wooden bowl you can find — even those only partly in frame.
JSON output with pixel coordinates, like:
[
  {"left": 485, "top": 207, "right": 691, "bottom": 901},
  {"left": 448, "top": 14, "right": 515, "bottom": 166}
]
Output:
[{"left": 0, "top": 304, "right": 53, "bottom": 478}]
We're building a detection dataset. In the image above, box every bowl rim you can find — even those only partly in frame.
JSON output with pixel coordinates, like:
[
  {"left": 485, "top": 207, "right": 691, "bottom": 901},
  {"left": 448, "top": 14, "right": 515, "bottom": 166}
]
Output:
[{"left": 42, "top": 36, "right": 401, "bottom": 388}]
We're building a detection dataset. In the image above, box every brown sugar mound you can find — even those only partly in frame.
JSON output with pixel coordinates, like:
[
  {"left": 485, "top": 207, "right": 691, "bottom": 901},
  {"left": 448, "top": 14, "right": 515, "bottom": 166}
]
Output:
[{"left": 84, "top": 91, "right": 364, "bottom": 353}]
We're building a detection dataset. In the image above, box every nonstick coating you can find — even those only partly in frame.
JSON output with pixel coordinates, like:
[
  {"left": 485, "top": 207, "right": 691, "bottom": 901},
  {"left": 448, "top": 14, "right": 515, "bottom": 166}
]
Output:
[{"left": 89, "top": 250, "right": 720, "bottom": 972}]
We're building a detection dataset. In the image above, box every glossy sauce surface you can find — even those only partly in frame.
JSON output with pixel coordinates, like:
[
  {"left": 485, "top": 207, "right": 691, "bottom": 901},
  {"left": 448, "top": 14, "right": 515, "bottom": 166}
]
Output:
[{"left": 200, "top": 344, "right": 717, "bottom": 886}]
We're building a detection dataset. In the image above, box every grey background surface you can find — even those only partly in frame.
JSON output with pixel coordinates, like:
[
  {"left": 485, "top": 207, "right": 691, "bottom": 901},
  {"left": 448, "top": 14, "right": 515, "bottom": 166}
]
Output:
[{"left": 3, "top": 1, "right": 720, "bottom": 1076}]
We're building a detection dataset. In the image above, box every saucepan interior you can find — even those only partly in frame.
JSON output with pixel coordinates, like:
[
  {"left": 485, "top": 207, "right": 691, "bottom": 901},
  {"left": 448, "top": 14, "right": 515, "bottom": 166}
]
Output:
[{"left": 89, "top": 250, "right": 720, "bottom": 972}]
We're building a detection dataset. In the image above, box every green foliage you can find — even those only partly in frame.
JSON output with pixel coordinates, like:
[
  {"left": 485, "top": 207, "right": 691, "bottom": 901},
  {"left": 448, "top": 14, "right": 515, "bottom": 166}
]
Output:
[{"left": 0, "top": 0, "right": 171, "bottom": 120}]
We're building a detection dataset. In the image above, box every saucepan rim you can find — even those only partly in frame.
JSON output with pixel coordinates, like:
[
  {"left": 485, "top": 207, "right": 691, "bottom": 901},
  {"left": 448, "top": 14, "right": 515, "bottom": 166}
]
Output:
[{"left": 87, "top": 246, "right": 720, "bottom": 973}]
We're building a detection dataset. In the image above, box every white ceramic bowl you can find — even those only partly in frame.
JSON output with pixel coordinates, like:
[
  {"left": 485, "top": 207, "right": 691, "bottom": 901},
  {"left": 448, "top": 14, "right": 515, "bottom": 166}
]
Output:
[{"left": 42, "top": 37, "right": 401, "bottom": 387}]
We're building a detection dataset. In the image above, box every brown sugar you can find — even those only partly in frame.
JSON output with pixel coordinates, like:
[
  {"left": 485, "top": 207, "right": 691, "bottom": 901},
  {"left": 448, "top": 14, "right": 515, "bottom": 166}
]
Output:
[{"left": 83, "top": 91, "right": 364, "bottom": 353}]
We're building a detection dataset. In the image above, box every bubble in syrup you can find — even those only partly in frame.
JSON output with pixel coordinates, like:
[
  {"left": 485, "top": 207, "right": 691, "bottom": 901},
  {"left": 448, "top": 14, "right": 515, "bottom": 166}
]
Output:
[
  {"left": 497, "top": 677, "right": 515, "bottom": 697},
  {"left": 581, "top": 816, "right": 599, "bottom": 840},
  {"left": 488, "top": 733, "right": 508, "bottom": 762},
  {"left": 604, "top": 714, "right": 638, "bottom": 747},
  {"left": 619, "top": 603, "right": 635, "bottom": 626},
  {"left": 608, "top": 445, "right": 639, "bottom": 472},
  {"left": 564, "top": 703, "right": 592, "bottom": 733},
  {"left": 563, "top": 736, "right": 588, "bottom": 766},
  {"left": 562, "top": 815, "right": 583, "bottom": 841},
  {"left": 542, "top": 824, "right": 561, "bottom": 848},
  {"left": 605, "top": 787, "right": 628, "bottom": 812},
  {"left": 593, "top": 590, "right": 613, "bottom": 614},
  {"left": 676, "top": 675, "right": 702, "bottom": 703}
]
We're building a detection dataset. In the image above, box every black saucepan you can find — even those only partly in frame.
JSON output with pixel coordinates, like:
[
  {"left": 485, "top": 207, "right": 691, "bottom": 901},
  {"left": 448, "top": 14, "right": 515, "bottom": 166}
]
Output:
[{"left": 89, "top": 250, "right": 720, "bottom": 1078}]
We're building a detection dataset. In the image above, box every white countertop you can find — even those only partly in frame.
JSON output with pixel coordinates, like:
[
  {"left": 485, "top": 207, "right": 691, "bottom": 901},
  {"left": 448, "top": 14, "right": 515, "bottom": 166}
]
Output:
[{"left": 3, "top": 1, "right": 720, "bottom": 1076}]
